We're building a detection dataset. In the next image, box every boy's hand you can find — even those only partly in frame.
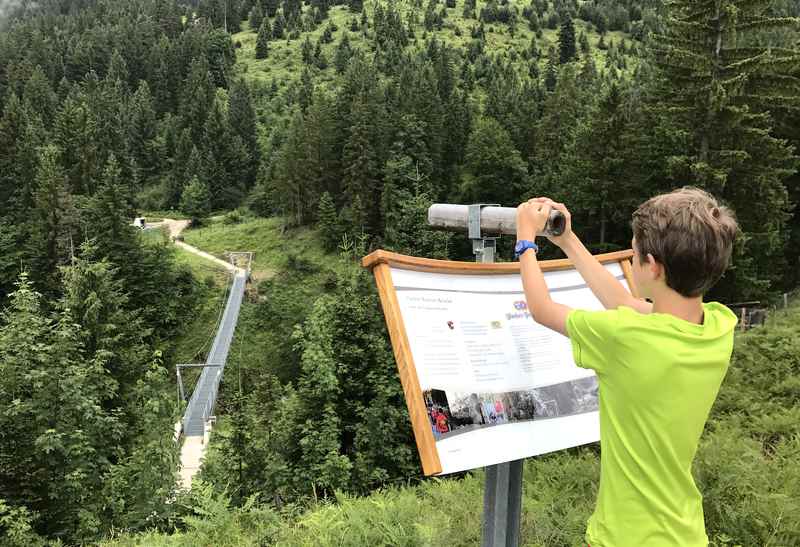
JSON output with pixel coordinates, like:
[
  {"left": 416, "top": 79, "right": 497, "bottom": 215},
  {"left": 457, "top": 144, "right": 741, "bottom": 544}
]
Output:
[
  {"left": 516, "top": 198, "right": 552, "bottom": 241},
  {"left": 521, "top": 197, "right": 575, "bottom": 249}
]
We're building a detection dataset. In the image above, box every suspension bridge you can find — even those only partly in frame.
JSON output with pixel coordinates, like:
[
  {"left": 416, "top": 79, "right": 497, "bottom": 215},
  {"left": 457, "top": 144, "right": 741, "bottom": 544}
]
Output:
[{"left": 163, "top": 229, "right": 252, "bottom": 488}]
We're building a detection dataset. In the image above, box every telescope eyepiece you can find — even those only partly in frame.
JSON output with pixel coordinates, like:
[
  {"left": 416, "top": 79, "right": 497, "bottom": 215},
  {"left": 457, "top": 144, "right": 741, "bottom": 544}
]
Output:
[{"left": 544, "top": 210, "right": 566, "bottom": 237}]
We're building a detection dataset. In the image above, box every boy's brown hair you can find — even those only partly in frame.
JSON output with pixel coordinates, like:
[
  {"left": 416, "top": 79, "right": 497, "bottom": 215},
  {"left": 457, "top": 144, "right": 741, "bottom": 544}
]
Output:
[{"left": 631, "top": 187, "right": 739, "bottom": 297}]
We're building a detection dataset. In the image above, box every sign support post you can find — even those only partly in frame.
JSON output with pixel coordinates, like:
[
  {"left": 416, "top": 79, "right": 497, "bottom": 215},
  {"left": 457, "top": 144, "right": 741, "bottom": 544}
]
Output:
[{"left": 466, "top": 204, "right": 523, "bottom": 547}]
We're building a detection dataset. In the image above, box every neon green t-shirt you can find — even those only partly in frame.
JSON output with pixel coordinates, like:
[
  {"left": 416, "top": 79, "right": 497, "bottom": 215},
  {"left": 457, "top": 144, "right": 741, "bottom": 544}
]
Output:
[{"left": 566, "top": 302, "right": 737, "bottom": 547}]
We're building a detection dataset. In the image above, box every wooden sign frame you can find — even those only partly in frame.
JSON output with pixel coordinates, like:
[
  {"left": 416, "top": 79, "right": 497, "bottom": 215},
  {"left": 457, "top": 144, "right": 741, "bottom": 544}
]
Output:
[{"left": 362, "top": 249, "right": 637, "bottom": 475}]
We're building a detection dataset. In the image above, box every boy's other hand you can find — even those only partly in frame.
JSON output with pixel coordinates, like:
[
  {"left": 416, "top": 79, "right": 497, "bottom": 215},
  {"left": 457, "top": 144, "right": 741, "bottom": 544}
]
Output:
[
  {"left": 516, "top": 198, "right": 552, "bottom": 240},
  {"left": 543, "top": 199, "right": 574, "bottom": 249}
]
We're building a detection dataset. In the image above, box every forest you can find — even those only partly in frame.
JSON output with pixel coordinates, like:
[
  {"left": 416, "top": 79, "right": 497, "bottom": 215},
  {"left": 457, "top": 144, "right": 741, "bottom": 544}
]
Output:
[{"left": 0, "top": 0, "right": 799, "bottom": 545}]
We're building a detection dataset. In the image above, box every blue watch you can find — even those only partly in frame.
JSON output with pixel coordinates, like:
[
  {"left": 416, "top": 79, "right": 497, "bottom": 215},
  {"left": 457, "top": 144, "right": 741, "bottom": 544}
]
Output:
[{"left": 514, "top": 240, "right": 538, "bottom": 260}]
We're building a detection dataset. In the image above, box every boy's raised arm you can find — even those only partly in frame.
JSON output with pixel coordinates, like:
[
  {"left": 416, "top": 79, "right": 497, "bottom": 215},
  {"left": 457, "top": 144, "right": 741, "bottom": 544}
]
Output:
[
  {"left": 544, "top": 201, "right": 652, "bottom": 315},
  {"left": 517, "top": 201, "right": 572, "bottom": 336}
]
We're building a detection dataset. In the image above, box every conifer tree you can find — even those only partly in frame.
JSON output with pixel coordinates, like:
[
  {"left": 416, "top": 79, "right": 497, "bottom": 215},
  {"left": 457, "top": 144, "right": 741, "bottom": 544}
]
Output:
[
  {"left": 460, "top": 116, "right": 528, "bottom": 206},
  {"left": 273, "top": 11, "right": 286, "bottom": 38},
  {"left": 201, "top": 97, "right": 249, "bottom": 209},
  {"left": 86, "top": 155, "right": 144, "bottom": 295},
  {"left": 249, "top": 0, "right": 264, "bottom": 30},
  {"left": 318, "top": 191, "right": 340, "bottom": 251},
  {"left": 301, "top": 35, "right": 314, "bottom": 64},
  {"left": 558, "top": 15, "right": 577, "bottom": 64},
  {"left": 180, "top": 57, "right": 216, "bottom": 142},
  {"left": 544, "top": 45, "right": 558, "bottom": 91},
  {"left": 228, "top": 79, "right": 260, "bottom": 188},
  {"left": 334, "top": 32, "right": 353, "bottom": 74},
  {"left": 127, "top": 81, "right": 158, "bottom": 185},
  {"left": 0, "top": 94, "right": 28, "bottom": 215},
  {"left": 60, "top": 252, "right": 150, "bottom": 425},
  {"left": 343, "top": 95, "right": 384, "bottom": 235},
  {"left": 652, "top": 0, "right": 800, "bottom": 298},
  {"left": 256, "top": 18, "right": 271, "bottom": 59},
  {"left": 54, "top": 92, "right": 102, "bottom": 196},
  {"left": 264, "top": 0, "right": 279, "bottom": 17},
  {"left": 579, "top": 30, "right": 590, "bottom": 55},
  {"left": 29, "top": 145, "right": 78, "bottom": 292},
  {"left": 180, "top": 176, "right": 212, "bottom": 222}
]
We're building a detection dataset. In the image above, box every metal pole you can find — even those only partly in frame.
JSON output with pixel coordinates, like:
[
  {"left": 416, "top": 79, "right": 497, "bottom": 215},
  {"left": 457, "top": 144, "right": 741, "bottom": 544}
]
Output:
[{"left": 467, "top": 205, "right": 524, "bottom": 547}]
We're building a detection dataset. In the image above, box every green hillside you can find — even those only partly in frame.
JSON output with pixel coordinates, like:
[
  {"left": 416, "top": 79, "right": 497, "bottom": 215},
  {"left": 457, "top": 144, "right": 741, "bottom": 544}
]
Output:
[{"left": 232, "top": 0, "right": 635, "bottom": 88}]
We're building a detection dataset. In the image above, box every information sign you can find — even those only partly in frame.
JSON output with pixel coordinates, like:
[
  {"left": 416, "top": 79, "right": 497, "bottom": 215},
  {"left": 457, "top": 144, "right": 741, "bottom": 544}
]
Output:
[{"left": 362, "top": 250, "right": 637, "bottom": 475}]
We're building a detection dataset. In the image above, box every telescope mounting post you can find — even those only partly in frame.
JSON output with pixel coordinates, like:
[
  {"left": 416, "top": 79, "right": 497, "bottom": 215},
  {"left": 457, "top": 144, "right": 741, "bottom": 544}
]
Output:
[
  {"left": 468, "top": 204, "right": 500, "bottom": 263},
  {"left": 465, "top": 204, "right": 525, "bottom": 547}
]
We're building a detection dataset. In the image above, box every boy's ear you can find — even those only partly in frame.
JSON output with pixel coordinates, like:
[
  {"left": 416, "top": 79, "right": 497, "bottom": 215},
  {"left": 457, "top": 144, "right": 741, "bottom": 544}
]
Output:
[{"left": 646, "top": 253, "right": 663, "bottom": 280}]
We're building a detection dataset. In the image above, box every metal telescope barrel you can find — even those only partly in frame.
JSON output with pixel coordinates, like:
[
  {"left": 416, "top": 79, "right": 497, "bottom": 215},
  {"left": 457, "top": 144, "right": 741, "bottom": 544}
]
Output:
[{"left": 427, "top": 204, "right": 565, "bottom": 237}]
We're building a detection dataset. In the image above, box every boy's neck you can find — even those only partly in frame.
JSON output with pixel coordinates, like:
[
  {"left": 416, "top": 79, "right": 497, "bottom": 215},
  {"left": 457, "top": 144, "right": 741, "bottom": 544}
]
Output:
[{"left": 651, "top": 289, "right": 705, "bottom": 325}]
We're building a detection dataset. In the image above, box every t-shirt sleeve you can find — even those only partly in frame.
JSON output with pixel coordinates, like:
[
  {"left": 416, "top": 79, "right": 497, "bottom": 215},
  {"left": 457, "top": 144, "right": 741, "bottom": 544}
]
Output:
[{"left": 566, "top": 309, "right": 619, "bottom": 374}]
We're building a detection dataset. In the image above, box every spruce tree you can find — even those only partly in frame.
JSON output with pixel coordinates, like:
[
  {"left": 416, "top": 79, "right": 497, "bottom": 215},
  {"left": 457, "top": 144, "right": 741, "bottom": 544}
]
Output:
[
  {"left": 558, "top": 15, "right": 577, "bottom": 63},
  {"left": 461, "top": 116, "right": 528, "bottom": 206},
  {"left": 652, "top": 0, "right": 800, "bottom": 298},
  {"left": 301, "top": 35, "right": 314, "bottom": 64},
  {"left": 274, "top": 11, "right": 287, "bottom": 38},
  {"left": 249, "top": 0, "right": 264, "bottom": 30},
  {"left": 29, "top": 145, "right": 78, "bottom": 292},
  {"left": 544, "top": 45, "right": 558, "bottom": 91},
  {"left": 228, "top": 78, "right": 260, "bottom": 188},
  {"left": 264, "top": 0, "right": 279, "bottom": 17},
  {"left": 317, "top": 191, "right": 340, "bottom": 251},
  {"left": 334, "top": 32, "right": 353, "bottom": 74},
  {"left": 180, "top": 176, "right": 212, "bottom": 222},
  {"left": 256, "top": 18, "right": 271, "bottom": 59}
]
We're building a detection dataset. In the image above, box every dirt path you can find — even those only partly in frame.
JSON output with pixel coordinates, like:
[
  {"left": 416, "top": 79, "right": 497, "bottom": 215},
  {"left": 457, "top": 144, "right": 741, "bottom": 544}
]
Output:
[{"left": 151, "top": 219, "right": 237, "bottom": 272}]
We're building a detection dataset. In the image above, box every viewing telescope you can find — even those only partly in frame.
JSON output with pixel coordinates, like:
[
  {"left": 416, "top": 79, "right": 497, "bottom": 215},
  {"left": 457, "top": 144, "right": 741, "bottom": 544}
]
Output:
[{"left": 427, "top": 204, "right": 567, "bottom": 238}]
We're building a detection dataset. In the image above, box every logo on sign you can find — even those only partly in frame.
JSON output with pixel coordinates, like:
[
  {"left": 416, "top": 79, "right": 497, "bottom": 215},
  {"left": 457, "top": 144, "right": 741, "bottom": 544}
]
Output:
[{"left": 513, "top": 301, "right": 528, "bottom": 310}]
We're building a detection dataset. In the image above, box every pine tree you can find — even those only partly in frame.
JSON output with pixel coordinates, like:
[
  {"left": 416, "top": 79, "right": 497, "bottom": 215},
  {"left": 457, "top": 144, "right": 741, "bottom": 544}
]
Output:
[
  {"left": 579, "top": 30, "right": 590, "bottom": 56},
  {"left": 28, "top": 145, "right": 78, "bottom": 292},
  {"left": 558, "top": 15, "right": 577, "bottom": 64},
  {"left": 127, "top": 81, "right": 158, "bottom": 186},
  {"left": 179, "top": 57, "right": 216, "bottom": 142},
  {"left": 334, "top": 32, "right": 353, "bottom": 73},
  {"left": 460, "top": 116, "right": 528, "bottom": 207},
  {"left": 544, "top": 45, "right": 558, "bottom": 91},
  {"left": 317, "top": 191, "right": 340, "bottom": 251},
  {"left": 301, "top": 35, "right": 314, "bottom": 64},
  {"left": 264, "top": 0, "right": 279, "bottom": 17},
  {"left": 256, "top": 18, "right": 271, "bottom": 59},
  {"left": 180, "top": 176, "right": 212, "bottom": 222},
  {"left": 228, "top": 78, "right": 260, "bottom": 188},
  {"left": 343, "top": 95, "right": 384, "bottom": 235},
  {"left": 249, "top": 0, "right": 264, "bottom": 30},
  {"left": 273, "top": 11, "right": 286, "bottom": 38},
  {"left": 201, "top": 97, "right": 249, "bottom": 209},
  {"left": 60, "top": 252, "right": 150, "bottom": 425},
  {"left": 54, "top": 92, "right": 102, "bottom": 196},
  {"left": 85, "top": 154, "right": 145, "bottom": 300},
  {"left": 652, "top": 0, "right": 800, "bottom": 298}
]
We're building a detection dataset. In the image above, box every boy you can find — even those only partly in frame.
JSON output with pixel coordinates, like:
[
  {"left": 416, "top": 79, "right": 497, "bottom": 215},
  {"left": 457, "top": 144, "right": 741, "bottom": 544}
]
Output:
[{"left": 515, "top": 188, "right": 739, "bottom": 546}]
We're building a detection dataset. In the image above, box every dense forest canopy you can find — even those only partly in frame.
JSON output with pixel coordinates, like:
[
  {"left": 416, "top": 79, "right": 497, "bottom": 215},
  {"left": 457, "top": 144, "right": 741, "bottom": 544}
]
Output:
[{"left": 0, "top": 0, "right": 799, "bottom": 544}]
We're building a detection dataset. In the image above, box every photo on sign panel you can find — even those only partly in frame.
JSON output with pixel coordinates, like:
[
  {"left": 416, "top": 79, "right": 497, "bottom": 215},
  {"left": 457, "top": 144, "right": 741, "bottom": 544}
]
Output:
[{"left": 423, "top": 377, "right": 599, "bottom": 442}]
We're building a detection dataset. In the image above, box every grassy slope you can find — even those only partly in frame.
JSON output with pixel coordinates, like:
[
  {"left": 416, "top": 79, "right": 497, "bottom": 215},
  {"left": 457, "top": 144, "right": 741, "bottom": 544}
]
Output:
[{"left": 233, "top": 0, "right": 633, "bottom": 88}]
